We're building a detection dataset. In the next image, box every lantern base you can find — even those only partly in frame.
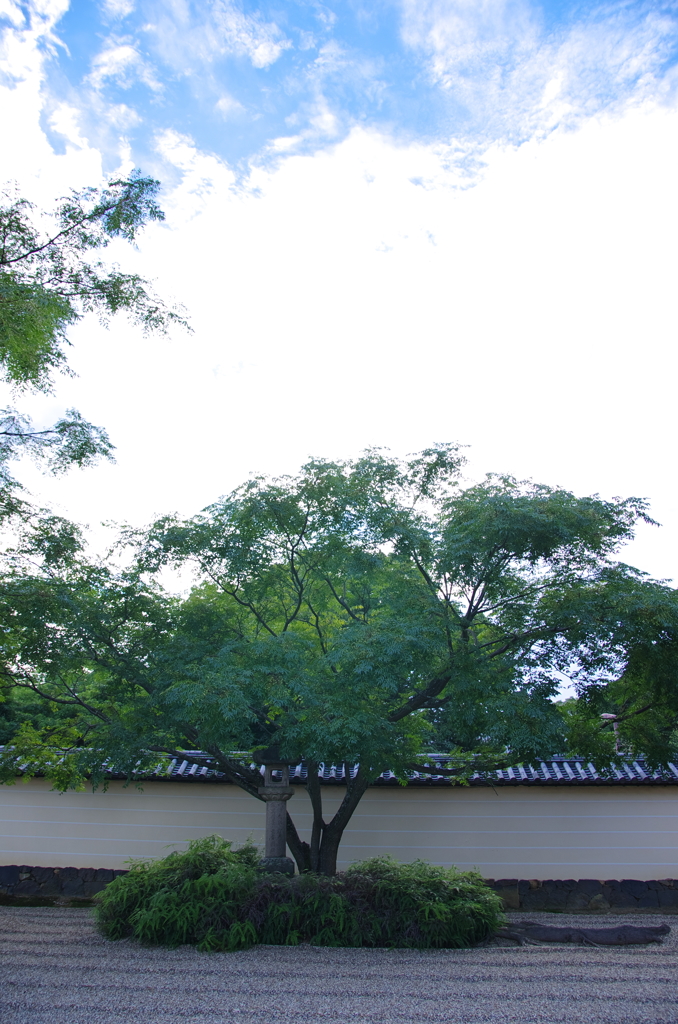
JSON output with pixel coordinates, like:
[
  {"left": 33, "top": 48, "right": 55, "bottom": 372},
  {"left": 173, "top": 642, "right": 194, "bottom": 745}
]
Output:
[{"left": 258, "top": 856, "right": 295, "bottom": 876}]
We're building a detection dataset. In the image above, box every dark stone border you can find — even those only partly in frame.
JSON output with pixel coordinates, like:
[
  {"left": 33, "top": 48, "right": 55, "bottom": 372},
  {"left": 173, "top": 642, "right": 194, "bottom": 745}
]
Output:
[
  {"left": 0, "top": 864, "right": 127, "bottom": 905},
  {"left": 2, "top": 865, "right": 678, "bottom": 912},
  {"left": 487, "top": 878, "right": 678, "bottom": 913}
]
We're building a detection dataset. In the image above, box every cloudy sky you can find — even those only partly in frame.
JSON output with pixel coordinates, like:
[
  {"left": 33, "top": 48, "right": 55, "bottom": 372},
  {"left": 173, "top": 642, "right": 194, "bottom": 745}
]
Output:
[{"left": 1, "top": 0, "right": 677, "bottom": 581}]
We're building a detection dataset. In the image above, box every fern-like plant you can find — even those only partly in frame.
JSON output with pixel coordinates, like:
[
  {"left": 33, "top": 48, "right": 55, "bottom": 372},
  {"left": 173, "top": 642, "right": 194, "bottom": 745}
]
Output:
[{"left": 95, "top": 836, "right": 504, "bottom": 951}]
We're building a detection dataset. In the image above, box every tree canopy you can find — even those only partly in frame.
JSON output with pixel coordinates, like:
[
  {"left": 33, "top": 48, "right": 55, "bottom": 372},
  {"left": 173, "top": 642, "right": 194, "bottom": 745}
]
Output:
[
  {"left": 1, "top": 445, "right": 676, "bottom": 874},
  {"left": 0, "top": 172, "right": 187, "bottom": 505}
]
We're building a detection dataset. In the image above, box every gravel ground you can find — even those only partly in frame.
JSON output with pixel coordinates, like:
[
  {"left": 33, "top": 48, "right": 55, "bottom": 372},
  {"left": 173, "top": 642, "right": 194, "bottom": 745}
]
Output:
[{"left": 1, "top": 907, "right": 677, "bottom": 1024}]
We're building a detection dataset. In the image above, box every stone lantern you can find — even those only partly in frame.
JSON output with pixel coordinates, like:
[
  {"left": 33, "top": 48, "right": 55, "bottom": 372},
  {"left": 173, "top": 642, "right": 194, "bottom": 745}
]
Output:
[{"left": 256, "top": 746, "right": 295, "bottom": 875}]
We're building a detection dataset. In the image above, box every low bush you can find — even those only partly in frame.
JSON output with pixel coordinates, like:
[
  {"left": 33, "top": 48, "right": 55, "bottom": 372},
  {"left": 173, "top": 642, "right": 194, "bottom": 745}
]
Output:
[{"left": 95, "top": 835, "right": 503, "bottom": 951}]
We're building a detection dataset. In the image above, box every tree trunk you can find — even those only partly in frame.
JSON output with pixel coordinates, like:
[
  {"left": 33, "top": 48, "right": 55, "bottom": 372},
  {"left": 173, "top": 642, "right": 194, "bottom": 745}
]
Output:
[
  {"left": 284, "top": 760, "right": 324, "bottom": 873},
  {"left": 306, "top": 760, "right": 324, "bottom": 872},
  {"left": 285, "top": 811, "right": 311, "bottom": 872},
  {"left": 316, "top": 828, "right": 342, "bottom": 876},
  {"left": 284, "top": 763, "right": 370, "bottom": 875},
  {"left": 205, "top": 747, "right": 373, "bottom": 876},
  {"left": 314, "top": 766, "right": 370, "bottom": 875}
]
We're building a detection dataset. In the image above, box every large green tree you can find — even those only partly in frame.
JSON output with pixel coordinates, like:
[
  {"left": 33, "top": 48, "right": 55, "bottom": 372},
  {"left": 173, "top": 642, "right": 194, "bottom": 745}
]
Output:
[
  {"left": 0, "top": 172, "right": 187, "bottom": 508},
  {"left": 1, "top": 446, "right": 676, "bottom": 874}
]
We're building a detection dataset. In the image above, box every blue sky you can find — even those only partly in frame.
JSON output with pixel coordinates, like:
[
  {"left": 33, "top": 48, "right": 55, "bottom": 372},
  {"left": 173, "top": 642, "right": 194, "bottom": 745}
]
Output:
[
  {"left": 19, "top": 0, "right": 678, "bottom": 171},
  {"left": 1, "top": 0, "right": 677, "bottom": 589}
]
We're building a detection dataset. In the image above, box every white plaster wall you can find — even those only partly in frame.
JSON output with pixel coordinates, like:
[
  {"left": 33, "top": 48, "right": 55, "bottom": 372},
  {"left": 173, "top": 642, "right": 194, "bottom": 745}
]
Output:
[{"left": 0, "top": 779, "right": 676, "bottom": 878}]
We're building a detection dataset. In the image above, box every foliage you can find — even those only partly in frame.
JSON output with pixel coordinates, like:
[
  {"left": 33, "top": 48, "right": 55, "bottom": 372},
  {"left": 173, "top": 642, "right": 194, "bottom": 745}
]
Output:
[
  {"left": 0, "top": 173, "right": 188, "bottom": 500},
  {"left": 95, "top": 835, "right": 260, "bottom": 945},
  {"left": 1, "top": 446, "right": 676, "bottom": 872},
  {"left": 95, "top": 835, "right": 503, "bottom": 951},
  {"left": 0, "top": 408, "right": 114, "bottom": 489},
  {"left": 555, "top": 575, "right": 678, "bottom": 767},
  {"left": 0, "top": 173, "right": 186, "bottom": 390}
]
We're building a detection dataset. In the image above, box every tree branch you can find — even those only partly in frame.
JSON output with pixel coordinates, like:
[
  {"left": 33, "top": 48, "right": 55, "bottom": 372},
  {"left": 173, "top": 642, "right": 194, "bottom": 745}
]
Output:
[{"left": 388, "top": 671, "right": 452, "bottom": 722}]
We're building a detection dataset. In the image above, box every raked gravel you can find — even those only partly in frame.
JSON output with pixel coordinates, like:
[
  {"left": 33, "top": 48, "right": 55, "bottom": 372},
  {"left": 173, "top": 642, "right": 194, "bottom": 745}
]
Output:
[{"left": 1, "top": 906, "right": 677, "bottom": 1024}]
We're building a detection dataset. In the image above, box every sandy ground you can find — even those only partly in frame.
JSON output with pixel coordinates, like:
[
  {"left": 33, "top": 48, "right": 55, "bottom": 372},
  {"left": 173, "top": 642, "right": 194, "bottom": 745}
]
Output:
[{"left": 1, "top": 907, "right": 677, "bottom": 1024}]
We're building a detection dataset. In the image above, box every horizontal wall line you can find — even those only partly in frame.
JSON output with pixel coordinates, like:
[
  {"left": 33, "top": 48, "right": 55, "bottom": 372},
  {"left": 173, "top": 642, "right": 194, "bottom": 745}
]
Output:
[{"left": 2, "top": 820, "right": 676, "bottom": 837}]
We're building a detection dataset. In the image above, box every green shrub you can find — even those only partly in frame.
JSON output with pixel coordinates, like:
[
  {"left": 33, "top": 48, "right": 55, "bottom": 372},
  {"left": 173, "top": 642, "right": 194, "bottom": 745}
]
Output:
[
  {"left": 341, "top": 857, "right": 503, "bottom": 949},
  {"left": 95, "top": 835, "right": 260, "bottom": 946},
  {"left": 95, "top": 836, "right": 503, "bottom": 951}
]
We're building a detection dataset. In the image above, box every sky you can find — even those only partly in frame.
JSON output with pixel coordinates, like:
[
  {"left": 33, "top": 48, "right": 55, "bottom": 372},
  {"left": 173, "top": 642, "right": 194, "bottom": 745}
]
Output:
[{"left": 0, "top": 0, "right": 677, "bottom": 584}]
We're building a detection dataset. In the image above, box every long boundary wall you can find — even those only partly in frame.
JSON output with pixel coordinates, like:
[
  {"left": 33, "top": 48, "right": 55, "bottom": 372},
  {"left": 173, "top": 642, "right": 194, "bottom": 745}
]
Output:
[{"left": 1, "top": 778, "right": 677, "bottom": 880}]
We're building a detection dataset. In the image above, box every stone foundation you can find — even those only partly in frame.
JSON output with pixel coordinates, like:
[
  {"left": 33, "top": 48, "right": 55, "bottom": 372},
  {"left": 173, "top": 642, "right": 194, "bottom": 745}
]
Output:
[
  {"left": 0, "top": 864, "right": 128, "bottom": 904},
  {"left": 487, "top": 878, "right": 678, "bottom": 912},
  {"left": 3, "top": 865, "right": 678, "bottom": 911}
]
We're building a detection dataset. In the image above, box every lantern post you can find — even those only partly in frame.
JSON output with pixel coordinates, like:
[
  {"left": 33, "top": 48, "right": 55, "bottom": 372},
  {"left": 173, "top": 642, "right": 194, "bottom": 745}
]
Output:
[{"left": 256, "top": 748, "right": 296, "bottom": 875}]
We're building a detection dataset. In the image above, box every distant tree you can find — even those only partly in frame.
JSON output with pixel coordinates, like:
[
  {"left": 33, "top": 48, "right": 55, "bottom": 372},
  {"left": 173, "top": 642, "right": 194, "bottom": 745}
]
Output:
[
  {"left": 0, "top": 446, "right": 676, "bottom": 874},
  {"left": 0, "top": 172, "right": 188, "bottom": 509},
  {"left": 557, "top": 579, "right": 678, "bottom": 765}
]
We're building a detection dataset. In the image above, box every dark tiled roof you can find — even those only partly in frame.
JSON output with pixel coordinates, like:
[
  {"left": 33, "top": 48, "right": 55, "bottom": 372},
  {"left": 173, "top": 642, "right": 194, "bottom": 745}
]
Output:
[
  {"left": 4, "top": 747, "right": 677, "bottom": 785},
  {"left": 155, "top": 754, "right": 678, "bottom": 786}
]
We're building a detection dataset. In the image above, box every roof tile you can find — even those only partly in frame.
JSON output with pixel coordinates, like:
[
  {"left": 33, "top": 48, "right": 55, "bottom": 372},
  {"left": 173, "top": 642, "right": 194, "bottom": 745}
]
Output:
[
  {"left": 153, "top": 754, "right": 678, "bottom": 786},
  {"left": 4, "top": 748, "right": 677, "bottom": 786}
]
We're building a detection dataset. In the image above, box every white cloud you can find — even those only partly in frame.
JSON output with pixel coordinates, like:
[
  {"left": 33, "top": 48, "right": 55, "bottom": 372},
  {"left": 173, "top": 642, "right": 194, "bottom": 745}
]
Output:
[
  {"left": 0, "top": 0, "right": 68, "bottom": 82},
  {"left": 270, "top": 97, "right": 339, "bottom": 153},
  {"left": 0, "top": 0, "right": 26, "bottom": 29},
  {"left": 215, "top": 93, "right": 244, "bottom": 118},
  {"left": 211, "top": 0, "right": 290, "bottom": 67},
  {"left": 0, "top": 3, "right": 145, "bottom": 173},
  {"left": 145, "top": 0, "right": 290, "bottom": 72},
  {"left": 0, "top": 0, "right": 109, "bottom": 192},
  {"left": 100, "top": 0, "right": 135, "bottom": 18},
  {"left": 2, "top": 4, "right": 678, "bottom": 590},
  {"left": 400, "top": 0, "right": 678, "bottom": 139},
  {"left": 401, "top": 0, "right": 537, "bottom": 70},
  {"left": 267, "top": 43, "right": 382, "bottom": 154},
  {"left": 153, "top": 128, "right": 238, "bottom": 212},
  {"left": 6, "top": 103, "right": 675, "bottom": 585},
  {"left": 87, "top": 37, "right": 162, "bottom": 91},
  {"left": 48, "top": 102, "right": 91, "bottom": 148}
]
